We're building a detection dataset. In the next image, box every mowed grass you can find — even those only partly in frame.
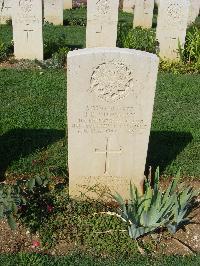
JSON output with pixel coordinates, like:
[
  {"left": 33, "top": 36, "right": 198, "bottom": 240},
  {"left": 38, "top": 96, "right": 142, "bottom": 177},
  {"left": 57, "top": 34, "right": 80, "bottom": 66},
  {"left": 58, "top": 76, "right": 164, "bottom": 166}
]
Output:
[
  {"left": 0, "top": 253, "right": 200, "bottom": 266},
  {"left": 0, "top": 69, "right": 200, "bottom": 179}
]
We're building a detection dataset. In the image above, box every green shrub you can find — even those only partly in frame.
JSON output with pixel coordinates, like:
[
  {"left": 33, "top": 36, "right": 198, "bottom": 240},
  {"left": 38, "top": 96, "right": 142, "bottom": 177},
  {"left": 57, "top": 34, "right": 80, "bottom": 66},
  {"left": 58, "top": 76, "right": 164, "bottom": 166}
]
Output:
[
  {"left": 117, "top": 24, "right": 156, "bottom": 54},
  {"left": 37, "top": 47, "right": 70, "bottom": 69},
  {"left": 0, "top": 176, "right": 50, "bottom": 230},
  {"left": 183, "top": 26, "right": 200, "bottom": 65},
  {"left": 0, "top": 41, "right": 8, "bottom": 61}
]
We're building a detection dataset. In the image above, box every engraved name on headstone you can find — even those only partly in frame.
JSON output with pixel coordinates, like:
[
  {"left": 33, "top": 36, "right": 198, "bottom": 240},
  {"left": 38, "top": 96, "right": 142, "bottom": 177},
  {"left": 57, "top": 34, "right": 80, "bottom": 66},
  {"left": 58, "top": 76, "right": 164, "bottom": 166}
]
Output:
[
  {"left": 156, "top": 0, "right": 190, "bottom": 60},
  {"left": 12, "top": 0, "right": 43, "bottom": 60},
  {"left": 43, "top": 0, "right": 63, "bottom": 25},
  {"left": 133, "top": 0, "right": 154, "bottom": 29},
  {"left": 67, "top": 48, "right": 159, "bottom": 199},
  {"left": 86, "top": 0, "right": 119, "bottom": 48}
]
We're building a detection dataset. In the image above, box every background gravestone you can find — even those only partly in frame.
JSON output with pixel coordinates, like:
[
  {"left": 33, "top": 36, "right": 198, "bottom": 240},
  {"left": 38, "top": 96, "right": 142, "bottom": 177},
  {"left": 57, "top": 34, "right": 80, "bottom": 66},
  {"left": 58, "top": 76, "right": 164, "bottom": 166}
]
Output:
[
  {"left": 12, "top": 0, "right": 43, "bottom": 60},
  {"left": 133, "top": 0, "right": 154, "bottom": 29},
  {"left": 43, "top": 0, "right": 63, "bottom": 25},
  {"left": 123, "top": 0, "right": 135, "bottom": 13},
  {"left": 156, "top": 0, "right": 190, "bottom": 60},
  {"left": 187, "top": 0, "right": 200, "bottom": 25},
  {"left": 63, "top": 0, "right": 72, "bottom": 9},
  {"left": 0, "top": 0, "right": 12, "bottom": 24},
  {"left": 67, "top": 48, "right": 159, "bottom": 199},
  {"left": 86, "top": 0, "right": 119, "bottom": 48}
]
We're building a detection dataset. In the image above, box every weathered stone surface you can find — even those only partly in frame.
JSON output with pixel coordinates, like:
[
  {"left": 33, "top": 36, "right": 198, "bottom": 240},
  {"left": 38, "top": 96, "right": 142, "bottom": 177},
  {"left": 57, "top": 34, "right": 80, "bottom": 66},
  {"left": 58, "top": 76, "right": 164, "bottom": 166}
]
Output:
[
  {"left": 63, "top": 0, "right": 72, "bottom": 9},
  {"left": 123, "top": 0, "right": 135, "bottom": 13},
  {"left": 0, "top": 0, "right": 12, "bottom": 24},
  {"left": 86, "top": 0, "right": 119, "bottom": 48},
  {"left": 12, "top": 0, "right": 43, "bottom": 60},
  {"left": 133, "top": 0, "right": 154, "bottom": 29},
  {"left": 67, "top": 48, "right": 159, "bottom": 199},
  {"left": 156, "top": 0, "right": 190, "bottom": 60},
  {"left": 43, "top": 0, "right": 63, "bottom": 25},
  {"left": 188, "top": 0, "right": 200, "bottom": 25}
]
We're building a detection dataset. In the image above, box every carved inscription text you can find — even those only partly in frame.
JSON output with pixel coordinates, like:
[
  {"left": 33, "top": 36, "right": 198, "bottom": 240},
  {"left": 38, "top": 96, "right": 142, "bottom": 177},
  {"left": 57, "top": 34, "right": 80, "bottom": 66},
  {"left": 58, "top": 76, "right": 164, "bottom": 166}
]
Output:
[{"left": 71, "top": 105, "right": 148, "bottom": 134}]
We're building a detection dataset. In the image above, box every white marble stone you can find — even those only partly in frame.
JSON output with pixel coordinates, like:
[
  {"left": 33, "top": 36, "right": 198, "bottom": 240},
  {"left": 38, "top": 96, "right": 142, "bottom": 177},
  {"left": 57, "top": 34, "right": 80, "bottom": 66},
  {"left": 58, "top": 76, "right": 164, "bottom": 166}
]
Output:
[
  {"left": 43, "top": 0, "right": 63, "bottom": 25},
  {"left": 123, "top": 0, "right": 135, "bottom": 13},
  {"left": 156, "top": 0, "right": 190, "bottom": 60},
  {"left": 86, "top": 0, "right": 119, "bottom": 48},
  {"left": 133, "top": 0, "right": 154, "bottom": 29},
  {"left": 63, "top": 0, "right": 72, "bottom": 9},
  {"left": 67, "top": 47, "right": 159, "bottom": 199},
  {"left": 188, "top": 0, "right": 200, "bottom": 25},
  {"left": 12, "top": 0, "right": 43, "bottom": 60},
  {"left": 0, "top": 0, "right": 12, "bottom": 24}
]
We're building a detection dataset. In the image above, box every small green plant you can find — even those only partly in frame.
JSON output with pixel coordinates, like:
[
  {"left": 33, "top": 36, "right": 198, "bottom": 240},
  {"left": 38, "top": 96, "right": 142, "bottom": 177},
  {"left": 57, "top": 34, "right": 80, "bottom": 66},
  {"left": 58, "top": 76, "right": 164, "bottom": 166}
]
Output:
[
  {"left": 183, "top": 26, "right": 200, "bottom": 65},
  {"left": 112, "top": 168, "right": 198, "bottom": 239},
  {"left": 0, "top": 40, "right": 9, "bottom": 61},
  {"left": 0, "top": 175, "right": 50, "bottom": 230},
  {"left": 37, "top": 47, "right": 70, "bottom": 69},
  {"left": 117, "top": 24, "right": 156, "bottom": 54}
]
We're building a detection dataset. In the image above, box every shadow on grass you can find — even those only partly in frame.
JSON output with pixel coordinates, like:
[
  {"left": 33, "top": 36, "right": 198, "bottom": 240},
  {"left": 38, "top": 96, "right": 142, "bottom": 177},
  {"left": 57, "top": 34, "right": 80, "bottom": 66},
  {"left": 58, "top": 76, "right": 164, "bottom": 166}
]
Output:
[
  {"left": 0, "top": 128, "right": 65, "bottom": 181},
  {"left": 145, "top": 131, "right": 193, "bottom": 176}
]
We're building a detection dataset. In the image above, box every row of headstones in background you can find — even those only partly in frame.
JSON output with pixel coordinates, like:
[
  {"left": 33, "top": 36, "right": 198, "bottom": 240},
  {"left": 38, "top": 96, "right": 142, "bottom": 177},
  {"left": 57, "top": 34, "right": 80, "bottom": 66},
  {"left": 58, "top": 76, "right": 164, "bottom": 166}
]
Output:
[
  {"left": 86, "top": 0, "right": 189, "bottom": 61},
  {"left": 157, "top": 0, "right": 190, "bottom": 60},
  {"left": 67, "top": 47, "right": 159, "bottom": 198},
  {"left": 10, "top": 0, "right": 73, "bottom": 60},
  {"left": 113, "top": 0, "right": 199, "bottom": 61},
  {"left": 4, "top": 0, "right": 200, "bottom": 61},
  {"left": 0, "top": 0, "right": 72, "bottom": 25},
  {"left": 122, "top": 0, "right": 154, "bottom": 28},
  {"left": 123, "top": 0, "right": 200, "bottom": 27},
  {"left": 86, "top": 0, "right": 119, "bottom": 48}
]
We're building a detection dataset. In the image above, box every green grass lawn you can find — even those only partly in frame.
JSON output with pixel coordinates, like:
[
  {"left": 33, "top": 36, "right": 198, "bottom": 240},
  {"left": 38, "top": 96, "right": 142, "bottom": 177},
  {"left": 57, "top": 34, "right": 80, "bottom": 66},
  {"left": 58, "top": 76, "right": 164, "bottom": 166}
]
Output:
[
  {"left": 0, "top": 253, "right": 200, "bottom": 266},
  {"left": 0, "top": 69, "right": 200, "bottom": 179}
]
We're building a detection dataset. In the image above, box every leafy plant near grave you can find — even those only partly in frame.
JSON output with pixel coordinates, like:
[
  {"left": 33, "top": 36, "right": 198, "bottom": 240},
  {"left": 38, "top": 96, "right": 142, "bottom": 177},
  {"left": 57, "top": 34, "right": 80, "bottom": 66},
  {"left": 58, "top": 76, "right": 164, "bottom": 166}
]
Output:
[
  {"left": 182, "top": 26, "right": 200, "bottom": 65},
  {"left": 117, "top": 24, "right": 156, "bottom": 54},
  {"left": 37, "top": 47, "right": 70, "bottom": 69},
  {"left": 112, "top": 168, "right": 198, "bottom": 239},
  {"left": 0, "top": 176, "right": 50, "bottom": 230},
  {"left": 0, "top": 40, "right": 10, "bottom": 61}
]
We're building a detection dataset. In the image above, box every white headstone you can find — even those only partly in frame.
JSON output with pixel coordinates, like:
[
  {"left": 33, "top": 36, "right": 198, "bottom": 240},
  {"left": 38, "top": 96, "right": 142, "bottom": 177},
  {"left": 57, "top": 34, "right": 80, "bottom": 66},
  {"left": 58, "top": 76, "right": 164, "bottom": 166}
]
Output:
[
  {"left": 0, "top": 0, "right": 12, "bottom": 24},
  {"left": 123, "top": 0, "right": 135, "bottom": 13},
  {"left": 12, "top": 0, "right": 43, "bottom": 60},
  {"left": 63, "top": 0, "right": 72, "bottom": 9},
  {"left": 188, "top": 0, "right": 200, "bottom": 25},
  {"left": 43, "top": 0, "right": 63, "bottom": 25},
  {"left": 67, "top": 48, "right": 159, "bottom": 199},
  {"left": 133, "top": 0, "right": 154, "bottom": 29},
  {"left": 86, "top": 0, "right": 119, "bottom": 48},
  {"left": 156, "top": 0, "right": 190, "bottom": 60}
]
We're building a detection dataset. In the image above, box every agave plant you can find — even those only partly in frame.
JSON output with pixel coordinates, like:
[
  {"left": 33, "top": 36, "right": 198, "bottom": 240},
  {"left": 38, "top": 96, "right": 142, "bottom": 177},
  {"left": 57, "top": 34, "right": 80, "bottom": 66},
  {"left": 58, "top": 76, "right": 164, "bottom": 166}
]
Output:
[{"left": 112, "top": 168, "right": 198, "bottom": 239}]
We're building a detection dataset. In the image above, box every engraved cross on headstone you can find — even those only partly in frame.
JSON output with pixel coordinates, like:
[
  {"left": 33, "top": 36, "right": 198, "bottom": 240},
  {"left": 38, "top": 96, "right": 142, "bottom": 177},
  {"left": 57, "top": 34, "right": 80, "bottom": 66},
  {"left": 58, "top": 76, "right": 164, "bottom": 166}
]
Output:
[
  {"left": 95, "top": 137, "right": 122, "bottom": 175},
  {"left": 96, "top": 25, "right": 103, "bottom": 34},
  {"left": 24, "top": 28, "right": 34, "bottom": 41}
]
